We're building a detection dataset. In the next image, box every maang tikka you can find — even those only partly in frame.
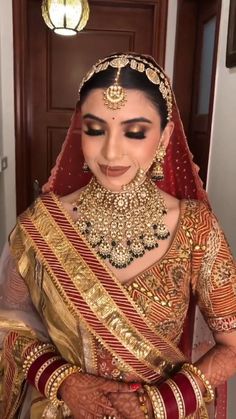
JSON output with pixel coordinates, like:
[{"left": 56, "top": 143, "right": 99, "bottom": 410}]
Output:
[
  {"left": 78, "top": 54, "right": 173, "bottom": 120},
  {"left": 151, "top": 145, "right": 166, "bottom": 181},
  {"left": 103, "top": 57, "right": 128, "bottom": 110}
]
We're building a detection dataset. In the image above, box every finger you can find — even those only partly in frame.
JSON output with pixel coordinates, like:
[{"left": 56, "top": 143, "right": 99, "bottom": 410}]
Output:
[{"left": 104, "top": 381, "right": 142, "bottom": 394}]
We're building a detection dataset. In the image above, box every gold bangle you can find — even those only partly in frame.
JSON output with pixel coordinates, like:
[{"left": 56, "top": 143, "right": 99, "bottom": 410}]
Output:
[
  {"left": 138, "top": 393, "right": 149, "bottom": 419},
  {"left": 167, "top": 379, "right": 185, "bottom": 419},
  {"left": 48, "top": 365, "right": 81, "bottom": 407},
  {"left": 182, "top": 363, "right": 215, "bottom": 403},
  {"left": 144, "top": 385, "right": 167, "bottom": 419},
  {"left": 45, "top": 364, "right": 71, "bottom": 399}
]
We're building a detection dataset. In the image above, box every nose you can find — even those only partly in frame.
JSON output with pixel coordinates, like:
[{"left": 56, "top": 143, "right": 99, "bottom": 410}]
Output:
[{"left": 101, "top": 130, "right": 123, "bottom": 161}]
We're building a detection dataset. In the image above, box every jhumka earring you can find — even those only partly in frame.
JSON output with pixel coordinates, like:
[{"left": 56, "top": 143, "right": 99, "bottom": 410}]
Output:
[
  {"left": 151, "top": 145, "right": 166, "bottom": 181},
  {"left": 82, "top": 161, "right": 90, "bottom": 172}
]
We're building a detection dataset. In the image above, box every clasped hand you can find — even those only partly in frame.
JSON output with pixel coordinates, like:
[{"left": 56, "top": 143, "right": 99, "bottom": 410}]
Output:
[{"left": 59, "top": 371, "right": 149, "bottom": 419}]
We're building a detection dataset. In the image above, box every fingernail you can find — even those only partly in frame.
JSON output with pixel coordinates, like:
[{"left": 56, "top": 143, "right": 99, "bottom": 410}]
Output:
[{"left": 130, "top": 383, "right": 142, "bottom": 391}]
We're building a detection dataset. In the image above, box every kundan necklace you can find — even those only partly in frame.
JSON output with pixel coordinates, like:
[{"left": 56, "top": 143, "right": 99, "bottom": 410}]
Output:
[{"left": 73, "top": 176, "right": 170, "bottom": 268}]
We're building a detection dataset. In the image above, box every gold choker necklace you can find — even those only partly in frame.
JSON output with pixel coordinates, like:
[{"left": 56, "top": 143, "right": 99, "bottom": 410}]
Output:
[{"left": 73, "top": 177, "right": 169, "bottom": 268}]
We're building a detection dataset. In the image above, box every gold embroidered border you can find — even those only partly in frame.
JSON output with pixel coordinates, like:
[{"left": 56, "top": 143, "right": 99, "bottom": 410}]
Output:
[
  {"left": 27, "top": 202, "right": 164, "bottom": 376},
  {"left": 25, "top": 197, "right": 184, "bottom": 378},
  {"left": 18, "top": 220, "right": 144, "bottom": 381}
]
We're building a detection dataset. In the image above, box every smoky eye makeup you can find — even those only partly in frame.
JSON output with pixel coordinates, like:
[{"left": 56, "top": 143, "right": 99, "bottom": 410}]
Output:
[
  {"left": 83, "top": 123, "right": 105, "bottom": 136},
  {"left": 124, "top": 125, "right": 148, "bottom": 140}
]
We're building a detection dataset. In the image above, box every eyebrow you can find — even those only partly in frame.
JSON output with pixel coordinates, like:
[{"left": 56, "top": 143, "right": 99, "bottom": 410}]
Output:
[
  {"left": 121, "top": 117, "right": 152, "bottom": 125},
  {"left": 83, "top": 113, "right": 105, "bottom": 123},
  {"left": 82, "top": 113, "right": 152, "bottom": 125}
]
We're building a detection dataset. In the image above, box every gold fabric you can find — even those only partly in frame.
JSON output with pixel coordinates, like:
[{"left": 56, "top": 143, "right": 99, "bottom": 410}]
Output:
[{"left": 1, "top": 198, "right": 236, "bottom": 418}]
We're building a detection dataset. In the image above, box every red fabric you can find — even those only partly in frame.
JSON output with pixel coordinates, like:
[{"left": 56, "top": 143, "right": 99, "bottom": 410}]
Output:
[{"left": 42, "top": 107, "right": 90, "bottom": 196}]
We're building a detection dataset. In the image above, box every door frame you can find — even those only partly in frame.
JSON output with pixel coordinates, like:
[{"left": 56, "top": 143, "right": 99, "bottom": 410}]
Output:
[{"left": 173, "top": 0, "right": 222, "bottom": 183}]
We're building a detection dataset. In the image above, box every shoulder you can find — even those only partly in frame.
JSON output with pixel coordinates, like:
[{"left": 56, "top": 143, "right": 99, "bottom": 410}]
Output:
[
  {"left": 182, "top": 199, "right": 227, "bottom": 249},
  {"left": 160, "top": 190, "right": 180, "bottom": 214},
  {"left": 59, "top": 189, "right": 82, "bottom": 205},
  {"left": 182, "top": 198, "right": 212, "bottom": 222}
]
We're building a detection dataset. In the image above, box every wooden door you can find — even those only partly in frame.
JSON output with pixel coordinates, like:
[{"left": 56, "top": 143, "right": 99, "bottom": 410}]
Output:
[
  {"left": 173, "top": 0, "right": 221, "bottom": 185},
  {"left": 13, "top": 0, "right": 168, "bottom": 214}
]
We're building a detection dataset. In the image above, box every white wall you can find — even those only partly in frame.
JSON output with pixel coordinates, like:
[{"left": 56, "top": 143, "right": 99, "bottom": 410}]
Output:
[
  {"left": 165, "top": 0, "right": 178, "bottom": 81},
  {"left": 0, "top": 0, "right": 16, "bottom": 251},
  {"left": 207, "top": 0, "right": 236, "bottom": 258},
  {"left": 206, "top": 2, "right": 236, "bottom": 416}
]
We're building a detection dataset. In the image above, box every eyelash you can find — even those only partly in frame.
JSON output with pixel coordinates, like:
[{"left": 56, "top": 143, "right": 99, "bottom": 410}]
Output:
[
  {"left": 84, "top": 128, "right": 104, "bottom": 136},
  {"left": 126, "top": 131, "right": 146, "bottom": 140},
  {"left": 84, "top": 128, "right": 146, "bottom": 140}
]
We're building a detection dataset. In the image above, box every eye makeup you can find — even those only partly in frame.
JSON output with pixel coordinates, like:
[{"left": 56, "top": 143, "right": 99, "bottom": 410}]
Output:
[
  {"left": 84, "top": 127, "right": 105, "bottom": 136},
  {"left": 125, "top": 130, "right": 146, "bottom": 140},
  {"left": 124, "top": 123, "right": 149, "bottom": 140},
  {"left": 82, "top": 114, "right": 152, "bottom": 140}
]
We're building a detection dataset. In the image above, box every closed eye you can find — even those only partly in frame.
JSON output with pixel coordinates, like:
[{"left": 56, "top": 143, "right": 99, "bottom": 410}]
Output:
[
  {"left": 84, "top": 127, "right": 105, "bottom": 136},
  {"left": 125, "top": 131, "right": 146, "bottom": 140}
]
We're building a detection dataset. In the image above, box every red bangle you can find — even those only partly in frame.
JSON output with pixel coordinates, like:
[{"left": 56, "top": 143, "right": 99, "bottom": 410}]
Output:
[
  {"left": 27, "top": 352, "right": 55, "bottom": 385},
  {"left": 158, "top": 381, "right": 179, "bottom": 419},
  {"left": 37, "top": 358, "right": 67, "bottom": 395},
  {"left": 174, "top": 372, "right": 197, "bottom": 415}
]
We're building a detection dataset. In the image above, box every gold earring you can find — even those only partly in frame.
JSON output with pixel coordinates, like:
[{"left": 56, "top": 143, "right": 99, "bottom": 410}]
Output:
[
  {"left": 82, "top": 161, "right": 90, "bottom": 172},
  {"left": 151, "top": 145, "right": 166, "bottom": 181}
]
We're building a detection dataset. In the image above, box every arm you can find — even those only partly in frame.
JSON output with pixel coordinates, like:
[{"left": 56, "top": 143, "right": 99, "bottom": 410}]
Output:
[
  {"left": 190, "top": 203, "right": 236, "bottom": 396},
  {"left": 196, "top": 331, "right": 236, "bottom": 388},
  {"left": 0, "top": 241, "right": 50, "bottom": 418}
]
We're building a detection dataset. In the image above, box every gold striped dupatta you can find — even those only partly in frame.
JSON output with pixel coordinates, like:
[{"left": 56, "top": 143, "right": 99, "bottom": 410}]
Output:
[{"left": 19, "top": 192, "right": 186, "bottom": 383}]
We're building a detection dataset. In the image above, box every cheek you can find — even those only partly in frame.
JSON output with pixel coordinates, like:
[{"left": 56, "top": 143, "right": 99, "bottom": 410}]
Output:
[
  {"left": 137, "top": 136, "right": 158, "bottom": 165},
  {"left": 81, "top": 137, "right": 100, "bottom": 160}
]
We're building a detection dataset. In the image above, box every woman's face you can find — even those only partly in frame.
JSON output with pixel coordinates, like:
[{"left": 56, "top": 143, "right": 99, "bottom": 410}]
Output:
[{"left": 81, "top": 88, "right": 173, "bottom": 191}]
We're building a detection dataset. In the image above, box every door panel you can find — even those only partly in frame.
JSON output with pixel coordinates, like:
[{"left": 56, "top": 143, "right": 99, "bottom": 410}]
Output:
[
  {"left": 189, "top": 1, "right": 220, "bottom": 184},
  {"left": 14, "top": 0, "right": 168, "bottom": 213},
  {"left": 173, "top": 0, "right": 221, "bottom": 185}
]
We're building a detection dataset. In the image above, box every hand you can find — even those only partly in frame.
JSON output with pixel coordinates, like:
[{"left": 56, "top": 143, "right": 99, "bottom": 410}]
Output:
[
  {"left": 58, "top": 372, "right": 134, "bottom": 419},
  {"left": 107, "top": 392, "right": 153, "bottom": 419}
]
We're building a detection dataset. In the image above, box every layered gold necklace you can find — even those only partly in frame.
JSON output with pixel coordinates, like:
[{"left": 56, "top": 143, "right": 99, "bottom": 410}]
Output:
[{"left": 73, "top": 177, "right": 169, "bottom": 268}]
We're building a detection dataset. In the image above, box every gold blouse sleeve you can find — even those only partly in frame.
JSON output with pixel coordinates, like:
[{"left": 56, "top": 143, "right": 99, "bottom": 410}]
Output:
[{"left": 191, "top": 202, "right": 236, "bottom": 333}]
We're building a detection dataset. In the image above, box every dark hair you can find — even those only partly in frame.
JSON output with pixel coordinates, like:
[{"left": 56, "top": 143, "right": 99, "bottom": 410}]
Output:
[{"left": 80, "top": 64, "right": 169, "bottom": 130}]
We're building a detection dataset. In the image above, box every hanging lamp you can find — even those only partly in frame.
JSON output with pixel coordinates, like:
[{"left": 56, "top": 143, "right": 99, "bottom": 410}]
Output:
[{"left": 42, "top": 0, "right": 90, "bottom": 36}]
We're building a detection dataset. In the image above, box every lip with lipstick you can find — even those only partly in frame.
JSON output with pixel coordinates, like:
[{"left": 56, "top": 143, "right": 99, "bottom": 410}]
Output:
[{"left": 99, "top": 164, "right": 131, "bottom": 177}]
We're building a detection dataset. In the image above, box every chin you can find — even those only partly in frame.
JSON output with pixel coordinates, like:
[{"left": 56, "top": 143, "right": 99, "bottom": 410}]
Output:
[{"left": 96, "top": 174, "right": 134, "bottom": 192}]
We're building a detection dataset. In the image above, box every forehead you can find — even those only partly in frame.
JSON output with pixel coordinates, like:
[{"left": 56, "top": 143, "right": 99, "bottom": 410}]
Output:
[{"left": 81, "top": 88, "right": 160, "bottom": 122}]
